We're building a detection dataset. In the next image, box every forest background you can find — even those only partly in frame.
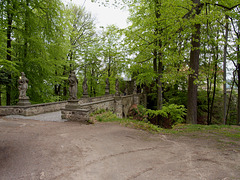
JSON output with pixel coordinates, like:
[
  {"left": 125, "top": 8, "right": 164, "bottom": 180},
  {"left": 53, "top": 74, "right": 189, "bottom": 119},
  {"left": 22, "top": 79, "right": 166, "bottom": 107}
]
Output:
[{"left": 1, "top": 0, "right": 240, "bottom": 126}]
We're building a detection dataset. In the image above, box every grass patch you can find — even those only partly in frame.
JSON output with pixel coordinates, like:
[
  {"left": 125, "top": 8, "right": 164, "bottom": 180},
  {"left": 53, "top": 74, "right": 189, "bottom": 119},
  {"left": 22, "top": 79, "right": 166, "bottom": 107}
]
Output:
[
  {"left": 92, "top": 111, "right": 162, "bottom": 133},
  {"left": 119, "top": 119, "right": 163, "bottom": 133},
  {"left": 92, "top": 110, "right": 240, "bottom": 139},
  {"left": 168, "top": 124, "right": 240, "bottom": 140}
]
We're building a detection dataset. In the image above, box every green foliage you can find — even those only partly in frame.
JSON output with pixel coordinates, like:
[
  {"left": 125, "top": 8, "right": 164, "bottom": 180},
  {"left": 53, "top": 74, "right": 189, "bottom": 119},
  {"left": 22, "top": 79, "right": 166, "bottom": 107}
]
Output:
[
  {"left": 90, "top": 108, "right": 240, "bottom": 135},
  {"left": 1, "top": 0, "right": 240, "bottom": 128},
  {"left": 96, "top": 111, "right": 118, "bottom": 122},
  {"left": 90, "top": 109, "right": 106, "bottom": 116},
  {"left": 169, "top": 124, "right": 240, "bottom": 140},
  {"left": 146, "top": 104, "right": 187, "bottom": 125},
  {"left": 129, "top": 105, "right": 148, "bottom": 121},
  {"left": 94, "top": 110, "right": 162, "bottom": 133},
  {"left": 122, "top": 119, "right": 162, "bottom": 133},
  {"left": 0, "top": 0, "right": 71, "bottom": 104}
]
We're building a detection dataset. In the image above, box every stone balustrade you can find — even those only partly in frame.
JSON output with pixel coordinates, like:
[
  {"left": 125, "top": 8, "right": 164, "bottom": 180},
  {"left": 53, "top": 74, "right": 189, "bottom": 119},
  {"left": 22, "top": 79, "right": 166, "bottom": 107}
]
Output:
[
  {"left": 0, "top": 94, "right": 145, "bottom": 124},
  {"left": 0, "top": 101, "right": 67, "bottom": 116},
  {"left": 61, "top": 94, "right": 143, "bottom": 123}
]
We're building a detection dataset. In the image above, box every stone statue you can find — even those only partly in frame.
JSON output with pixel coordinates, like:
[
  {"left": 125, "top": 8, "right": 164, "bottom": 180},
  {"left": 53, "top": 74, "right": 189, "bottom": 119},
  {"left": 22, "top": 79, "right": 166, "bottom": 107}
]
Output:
[
  {"left": 115, "top": 79, "right": 120, "bottom": 96},
  {"left": 18, "top": 72, "right": 29, "bottom": 98},
  {"left": 68, "top": 71, "right": 78, "bottom": 100},
  {"left": 105, "top": 78, "right": 110, "bottom": 95},
  {"left": 82, "top": 76, "right": 88, "bottom": 97}
]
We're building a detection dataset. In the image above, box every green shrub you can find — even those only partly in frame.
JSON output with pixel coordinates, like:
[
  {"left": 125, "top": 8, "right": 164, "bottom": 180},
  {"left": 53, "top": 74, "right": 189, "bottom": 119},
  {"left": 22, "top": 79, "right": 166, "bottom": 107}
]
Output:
[
  {"left": 90, "top": 109, "right": 106, "bottom": 116},
  {"left": 146, "top": 104, "right": 187, "bottom": 125},
  {"left": 129, "top": 105, "right": 148, "bottom": 122},
  {"left": 96, "top": 111, "right": 118, "bottom": 122}
]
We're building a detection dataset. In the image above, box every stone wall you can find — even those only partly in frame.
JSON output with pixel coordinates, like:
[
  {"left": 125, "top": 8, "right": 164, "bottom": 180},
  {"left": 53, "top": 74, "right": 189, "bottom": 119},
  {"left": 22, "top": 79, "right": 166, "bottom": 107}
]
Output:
[
  {"left": 78, "top": 95, "right": 114, "bottom": 104},
  {"left": 78, "top": 94, "right": 141, "bottom": 119},
  {"left": 79, "top": 98, "right": 115, "bottom": 114},
  {"left": 121, "top": 95, "right": 135, "bottom": 118},
  {"left": 61, "top": 108, "right": 89, "bottom": 123},
  {"left": 0, "top": 101, "right": 67, "bottom": 116},
  {"left": 0, "top": 94, "right": 146, "bottom": 123},
  {"left": 61, "top": 96, "right": 115, "bottom": 122},
  {"left": 61, "top": 94, "right": 141, "bottom": 122}
]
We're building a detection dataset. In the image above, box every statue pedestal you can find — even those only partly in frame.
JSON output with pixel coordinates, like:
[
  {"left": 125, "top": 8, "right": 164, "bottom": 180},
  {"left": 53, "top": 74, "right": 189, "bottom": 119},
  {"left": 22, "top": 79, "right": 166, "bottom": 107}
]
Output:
[
  {"left": 65, "top": 100, "right": 80, "bottom": 109},
  {"left": 18, "top": 97, "right": 31, "bottom": 106},
  {"left": 62, "top": 99, "right": 90, "bottom": 124}
]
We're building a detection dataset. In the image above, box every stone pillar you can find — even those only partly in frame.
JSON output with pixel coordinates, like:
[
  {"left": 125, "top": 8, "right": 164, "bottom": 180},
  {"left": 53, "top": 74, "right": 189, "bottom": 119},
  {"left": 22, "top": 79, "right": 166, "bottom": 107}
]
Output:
[
  {"left": 65, "top": 100, "right": 80, "bottom": 109},
  {"left": 114, "top": 96, "right": 122, "bottom": 118},
  {"left": 18, "top": 97, "right": 31, "bottom": 106},
  {"left": 61, "top": 108, "right": 90, "bottom": 123},
  {"left": 133, "top": 94, "right": 140, "bottom": 105}
]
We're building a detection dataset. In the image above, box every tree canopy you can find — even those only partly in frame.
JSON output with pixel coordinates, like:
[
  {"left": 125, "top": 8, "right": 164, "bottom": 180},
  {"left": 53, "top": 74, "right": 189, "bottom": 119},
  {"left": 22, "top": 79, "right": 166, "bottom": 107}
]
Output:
[{"left": 1, "top": 0, "right": 240, "bottom": 125}]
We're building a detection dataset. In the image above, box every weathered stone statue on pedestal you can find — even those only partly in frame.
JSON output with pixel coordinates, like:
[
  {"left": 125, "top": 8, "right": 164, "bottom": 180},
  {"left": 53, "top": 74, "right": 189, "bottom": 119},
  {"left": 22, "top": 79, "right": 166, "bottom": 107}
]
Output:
[
  {"left": 68, "top": 71, "right": 78, "bottom": 100},
  {"left": 115, "top": 79, "right": 120, "bottom": 96},
  {"left": 105, "top": 78, "right": 110, "bottom": 95},
  {"left": 17, "top": 72, "right": 31, "bottom": 106},
  {"left": 82, "top": 76, "right": 88, "bottom": 98},
  {"left": 61, "top": 72, "right": 89, "bottom": 123},
  {"left": 66, "top": 71, "right": 79, "bottom": 109}
]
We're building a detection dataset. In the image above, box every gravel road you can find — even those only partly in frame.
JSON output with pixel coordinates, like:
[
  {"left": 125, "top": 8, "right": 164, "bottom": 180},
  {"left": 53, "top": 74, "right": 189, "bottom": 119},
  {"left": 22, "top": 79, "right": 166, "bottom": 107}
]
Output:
[
  {"left": 0, "top": 115, "right": 239, "bottom": 180},
  {"left": 4, "top": 111, "right": 65, "bottom": 122}
]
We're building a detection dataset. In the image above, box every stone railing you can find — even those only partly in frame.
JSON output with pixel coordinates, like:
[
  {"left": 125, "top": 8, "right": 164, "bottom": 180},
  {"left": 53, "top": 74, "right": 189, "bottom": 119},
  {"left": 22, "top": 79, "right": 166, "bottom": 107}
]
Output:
[
  {"left": 0, "top": 101, "right": 67, "bottom": 116},
  {"left": 0, "top": 94, "right": 145, "bottom": 124},
  {"left": 78, "top": 94, "right": 114, "bottom": 104},
  {"left": 61, "top": 94, "right": 142, "bottom": 123}
]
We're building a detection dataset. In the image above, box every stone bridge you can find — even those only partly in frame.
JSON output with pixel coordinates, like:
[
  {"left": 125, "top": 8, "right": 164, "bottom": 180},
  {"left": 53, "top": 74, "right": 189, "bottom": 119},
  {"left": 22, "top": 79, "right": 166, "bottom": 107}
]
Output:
[{"left": 0, "top": 94, "right": 146, "bottom": 122}]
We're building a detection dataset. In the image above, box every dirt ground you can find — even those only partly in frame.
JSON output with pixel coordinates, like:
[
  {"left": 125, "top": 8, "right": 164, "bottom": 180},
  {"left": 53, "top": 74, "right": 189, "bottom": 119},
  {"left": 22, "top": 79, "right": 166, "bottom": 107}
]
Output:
[{"left": 0, "top": 116, "right": 239, "bottom": 180}]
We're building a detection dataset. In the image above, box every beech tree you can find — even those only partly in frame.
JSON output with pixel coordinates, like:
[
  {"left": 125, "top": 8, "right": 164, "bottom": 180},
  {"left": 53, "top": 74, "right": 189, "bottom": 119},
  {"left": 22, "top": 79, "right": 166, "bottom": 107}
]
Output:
[{"left": 0, "top": 0, "right": 69, "bottom": 104}]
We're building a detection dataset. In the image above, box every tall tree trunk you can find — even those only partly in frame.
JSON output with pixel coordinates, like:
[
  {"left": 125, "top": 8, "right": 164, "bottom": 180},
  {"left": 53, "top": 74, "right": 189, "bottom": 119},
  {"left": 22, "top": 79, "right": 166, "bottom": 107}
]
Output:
[
  {"left": 155, "top": 0, "right": 163, "bottom": 110},
  {"left": 205, "top": 4, "right": 211, "bottom": 125},
  {"left": 24, "top": 0, "right": 30, "bottom": 62},
  {"left": 223, "top": 15, "right": 229, "bottom": 124},
  {"left": 208, "top": 36, "right": 219, "bottom": 125},
  {"left": 6, "top": 0, "right": 13, "bottom": 105},
  {"left": 237, "top": 18, "right": 240, "bottom": 125},
  {"left": 63, "top": 66, "right": 67, "bottom": 97},
  {"left": 207, "top": 76, "right": 211, "bottom": 124},
  {"left": 0, "top": 85, "right": 2, "bottom": 106},
  {"left": 209, "top": 59, "right": 218, "bottom": 125},
  {"left": 237, "top": 45, "right": 240, "bottom": 125},
  {"left": 186, "top": 0, "right": 201, "bottom": 124},
  {"left": 157, "top": 53, "right": 163, "bottom": 110},
  {"left": 226, "top": 70, "right": 236, "bottom": 124},
  {"left": 108, "top": 55, "right": 111, "bottom": 93}
]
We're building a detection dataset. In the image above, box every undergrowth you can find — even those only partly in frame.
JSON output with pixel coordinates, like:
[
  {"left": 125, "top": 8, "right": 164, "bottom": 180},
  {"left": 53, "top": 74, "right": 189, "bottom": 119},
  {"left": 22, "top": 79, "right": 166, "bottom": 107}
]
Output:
[
  {"left": 91, "top": 110, "right": 162, "bottom": 133},
  {"left": 91, "top": 109, "right": 240, "bottom": 138}
]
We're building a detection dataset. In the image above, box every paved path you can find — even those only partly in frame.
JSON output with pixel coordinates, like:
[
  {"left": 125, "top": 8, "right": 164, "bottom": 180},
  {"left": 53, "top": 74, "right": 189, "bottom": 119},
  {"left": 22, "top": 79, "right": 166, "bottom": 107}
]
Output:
[
  {"left": 0, "top": 117, "right": 239, "bottom": 180},
  {"left": 4, "top": 111, "right": 65, "bottom": 122}
]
